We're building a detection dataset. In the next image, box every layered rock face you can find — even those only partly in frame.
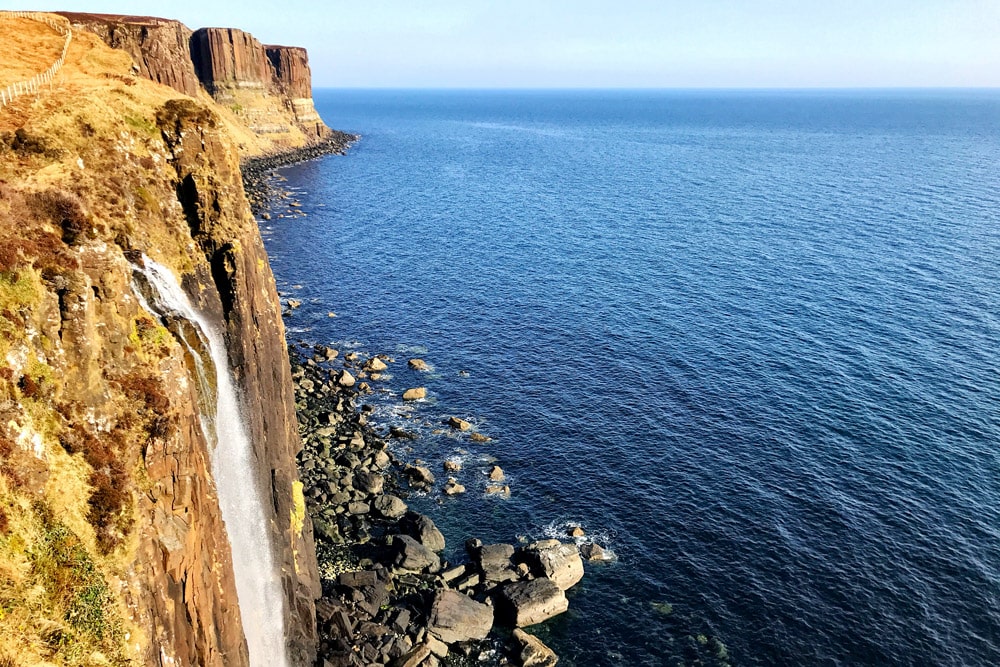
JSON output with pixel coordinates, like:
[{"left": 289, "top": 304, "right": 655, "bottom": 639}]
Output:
[
  {"left": 57, "top": 12, "right": 201, "bottom": 96},
  {"left": 267, "top": 45, "right": 326, "bottom": 138},
  {"left": 0, "top": 23, "right": 318, "bottom": 666},
  {"left": 59, "top": 13, "right": 330, "bottom": 145},
  {"left": 191, "top": 27, "right": 271, "bottom": 94}
]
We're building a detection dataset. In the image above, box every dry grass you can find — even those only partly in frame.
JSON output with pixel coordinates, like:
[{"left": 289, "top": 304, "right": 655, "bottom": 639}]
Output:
[{"left": 0, "top": 17, "right": 66, "bottom": 88}]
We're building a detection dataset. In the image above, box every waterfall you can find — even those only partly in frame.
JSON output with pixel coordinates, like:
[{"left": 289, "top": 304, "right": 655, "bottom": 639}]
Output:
[{"left": 132, "top": 257, "right": 288, "bottom": 667}]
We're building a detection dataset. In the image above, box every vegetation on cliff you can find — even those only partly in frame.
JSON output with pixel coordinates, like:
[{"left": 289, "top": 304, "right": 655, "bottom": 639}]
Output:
[{"left": 0, "top": 11, "right": 323, "bottom": 666}]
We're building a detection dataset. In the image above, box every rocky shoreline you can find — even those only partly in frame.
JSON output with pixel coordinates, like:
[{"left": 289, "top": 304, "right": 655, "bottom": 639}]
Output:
[
  {"left": 242, "top": 130, "right": 359, "bottom": 214},
  {"left": 289, "top": 343, "right": 596, "bottom": 666},
  {"left": 245, "top": 142, "right": 598, "bottom": 666}
]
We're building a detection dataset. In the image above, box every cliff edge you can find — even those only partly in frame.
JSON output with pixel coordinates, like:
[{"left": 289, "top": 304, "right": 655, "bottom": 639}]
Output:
[
  {"left": 58, "top": 12, "right": 330, "bottom": 152},
  {"left": 0, "top": 12, "right": 325, "bottom": 665}
]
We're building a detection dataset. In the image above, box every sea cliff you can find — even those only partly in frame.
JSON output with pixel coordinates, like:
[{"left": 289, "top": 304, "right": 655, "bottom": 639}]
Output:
[{"left": 0, "top": 11, "right": 344, "bottom": 665}]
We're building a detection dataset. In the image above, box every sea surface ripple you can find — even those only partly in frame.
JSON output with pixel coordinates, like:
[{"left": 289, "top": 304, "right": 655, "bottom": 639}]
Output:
[{"left": 262, "top": 90, "right": 1000, "bottom": 666}]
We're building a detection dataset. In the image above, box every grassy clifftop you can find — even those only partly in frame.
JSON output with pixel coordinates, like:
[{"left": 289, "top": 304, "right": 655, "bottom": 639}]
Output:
[{"left": 0, "top": 13, "right": 318, "bottom": 666}]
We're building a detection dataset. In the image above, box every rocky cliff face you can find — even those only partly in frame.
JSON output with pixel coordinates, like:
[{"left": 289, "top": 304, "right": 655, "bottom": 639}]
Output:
[
  {"left": 0, "top": 20, "right": 318, "bottom": 666},
  {"left": 56, "top": 13, "right": 201, "bottom": 97},
  {"left": 58, "top": 13, "right": 329, "bottom": 147}
]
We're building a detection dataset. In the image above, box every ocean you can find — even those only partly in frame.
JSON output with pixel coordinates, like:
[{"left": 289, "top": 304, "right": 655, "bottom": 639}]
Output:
[{"left": 260, "top": 89, "right": 1000, "bottom": 666}]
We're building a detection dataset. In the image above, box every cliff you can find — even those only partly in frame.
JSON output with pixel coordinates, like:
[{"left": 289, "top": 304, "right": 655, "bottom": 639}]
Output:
[
  {"left": 0, "top": 13, "right": 320, "bottom": 666},
  {"left": 57, "top": 13, "right": 329, "bottom": 147}
]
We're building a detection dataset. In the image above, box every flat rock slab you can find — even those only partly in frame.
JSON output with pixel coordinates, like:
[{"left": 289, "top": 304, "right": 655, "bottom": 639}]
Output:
[
  {"left": 428, "top": 589, "right": 494, "bottom": 644},
  {"left": 497, "top": 577, "right": 568, "bottom": 627}
]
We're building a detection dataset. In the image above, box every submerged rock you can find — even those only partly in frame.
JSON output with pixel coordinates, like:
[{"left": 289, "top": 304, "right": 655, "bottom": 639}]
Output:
[
  {"left": 408, "top": 358, "right": 430, "bottom": 371},
  {"left": 513, "top": 628, "right": 559, "bottom": 666},
  {"left": 447, "top": 416, "right": 472, "bottom": 431}
]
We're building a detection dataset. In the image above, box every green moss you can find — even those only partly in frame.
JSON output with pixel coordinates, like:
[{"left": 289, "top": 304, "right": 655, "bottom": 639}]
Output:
[{"left": 0, "top": 269, "right": 43, "bottom": 314}]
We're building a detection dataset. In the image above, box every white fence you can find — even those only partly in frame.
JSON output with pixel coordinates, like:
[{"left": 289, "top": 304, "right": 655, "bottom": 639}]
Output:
[{"left": 0, "top": 11, "right": 72, "bottom": 108}]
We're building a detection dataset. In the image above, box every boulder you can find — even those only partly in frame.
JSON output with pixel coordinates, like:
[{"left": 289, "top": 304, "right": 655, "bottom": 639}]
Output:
[
  {"left": 408, "top": 358, "right": 430, "bottom": 371},
  {"left": 567, "top": 526, "right": 585, "bottom": 538},
  {"left": 390, "top": 426, "right": 419, "bottom": 440},
  {"left": 485, "top": 484, "right": 511, "bottom": 497},
  {"left": 476, "top": 543, "right": 517, "bottom": 583},
  {"left": 443, "top": 460, "right": 462, "bottom": 472},
  {"left": 443, "top": 479, "right": 466, "bottom": 495},
  {"left": 373, "top": 494, "right": 408, "bottom": 519},
  {"left": 428, "top": 589, "right": 494, "bottom": 644},
  {"left": 354, "top": 470, "right": 384, "bottom": 495},
  {"left": 402, "top": 387, "right": 427, "bottom": 401},
  {"left": 364, "top": 357, "right": 388, "bottom": 372},
  {"left": 392, "top": 534, "right": 441, "bottom": 572},
  {"left": 347, "top": 501, "right": 370, "bottom": 515},
  {"left": 513, "top": 629, "right": 559, "bottom": 666},
  {"left": 580, "top": 543, "right": 607, "bottom": 561},
  {"left": 336, "top": 370, "right": 356, "bottom": 387},
  {"left": 488, "top": 465, "right": 505, "bottom": 481},
  {"left": 469, "top": 432, "right": 492, "bottom": 443},
  {"left": 447, "top": 416, "right": 472, "bottom": 431},
  {"left": 402, "top": 512, "right": 446, "bottom": 552},
  {"left": 524, "top": 540, "right": 584, "bottom": 590},
  {"left": 406, "top": 465, "right": 436, "bottom": 489},
  {"left": 496, "top": 578, "right": 568, "bottom": 627},
  {"left": 392, "top": 644, "right": 432, "bottom": 667}
]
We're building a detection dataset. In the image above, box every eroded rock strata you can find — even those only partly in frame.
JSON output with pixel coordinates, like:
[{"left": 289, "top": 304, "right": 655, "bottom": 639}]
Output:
[{"left": 0, "top": 16, "right": 319, "bottom": 666}]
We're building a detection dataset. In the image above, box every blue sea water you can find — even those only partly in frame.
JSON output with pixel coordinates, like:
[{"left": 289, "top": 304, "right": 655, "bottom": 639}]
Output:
[{"left": 261, "top": 89, "right": 1000, "bottom": 666}]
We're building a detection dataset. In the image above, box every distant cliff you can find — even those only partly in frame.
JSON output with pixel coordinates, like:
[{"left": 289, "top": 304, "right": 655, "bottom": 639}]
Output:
[{"left": 58, "top": 12, "right": 329, "bottom": 146}]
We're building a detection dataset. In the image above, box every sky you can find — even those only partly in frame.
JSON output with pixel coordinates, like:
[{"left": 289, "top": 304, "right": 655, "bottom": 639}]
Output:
[{"left": 12, "top": 0, "right": 1000, "bottom": 88}]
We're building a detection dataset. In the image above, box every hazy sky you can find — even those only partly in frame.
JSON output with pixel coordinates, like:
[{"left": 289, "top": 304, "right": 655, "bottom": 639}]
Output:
[{"left": 15, "top": 0, "right": 1000, "bottom": 88}]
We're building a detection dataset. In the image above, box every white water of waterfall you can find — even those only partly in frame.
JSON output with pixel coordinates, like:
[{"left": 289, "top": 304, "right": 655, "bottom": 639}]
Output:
[{"left": 133, "top": 257, "right": 288, "bottom": 667}]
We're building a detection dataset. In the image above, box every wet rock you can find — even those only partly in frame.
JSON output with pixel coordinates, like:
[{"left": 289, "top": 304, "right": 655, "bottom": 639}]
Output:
[
  {"left": 496, "top": 578, "right": 569, "bottom": 627},
  {"left": 392, "top": 535, "right": 441, "bottom": 572},
  {"left": 344, "top": 351, "right": 360, "bottom": 362},
  {"left": 324, "top": 347, "right": 339, "bottom": 360},
  {"left": 580, "top": 543, "right": 607, "bottom": 561},
  {"left": 512, "top": 628, "right": 559, "bottom": 667},
  {"left": 469, "top": 432, "right": 492, "bottom": 443},
  {"left": 524, "top": 540, "right": 583, "bottom": 591},
  {"left": 428, "top": 589, "right": 494, "bottom": 644},
  {"left": 485, "top": 485, "right": 511, "bottom": 497},
  {"left": 443, "top": 478, "right": 466, "bottom": 495},
  {"left": 488, "top": 465, "right": 505, "bottom": 481},
  {"left": 390, "top": 426, "right": 419, "bottom": 440},
  {"left": 402, "top": 387, "right": 427, "bottom": 401},
  {"left": 336, "top": 370, "right": 356, "bottom": 387},
  {"left": 447, "top": 416, "right": 472, "bottom": 431},
  {"left": 408, "top": 358, "right": 430, "bottom": 371},
  {"left": 406, "top": 465, "right": 435, "bottom": 489},
  {"left": 567, "top": 526, "right": 585, "bottom": 538},
  {"left": 364, "top": 357, "right": 388, "bottom": 372},
  {"left": 443, "top": 460, "right": 462, "bottom": 472},
  {"left": 373, "top": 494, "right": 408, "bottom": 519},
  {"left": 288, "top": 298, "right": 302, "bottom": 308}
]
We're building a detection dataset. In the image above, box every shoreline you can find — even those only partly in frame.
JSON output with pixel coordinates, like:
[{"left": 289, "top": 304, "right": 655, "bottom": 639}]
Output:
[
  {"left": 242, "top": 130, "right": 359, "bottom": 214},
  {"left": 245, "top": 144, "right": 586, "bottom": 665},
  {"left": 287, "top": 343, "right": 575, "bottom": 667}
]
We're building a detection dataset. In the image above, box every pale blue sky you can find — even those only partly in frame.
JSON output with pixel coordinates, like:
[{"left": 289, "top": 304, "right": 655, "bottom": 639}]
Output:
[{"left": 15, "top": 0, "right": 1000, "bottom": 87}]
